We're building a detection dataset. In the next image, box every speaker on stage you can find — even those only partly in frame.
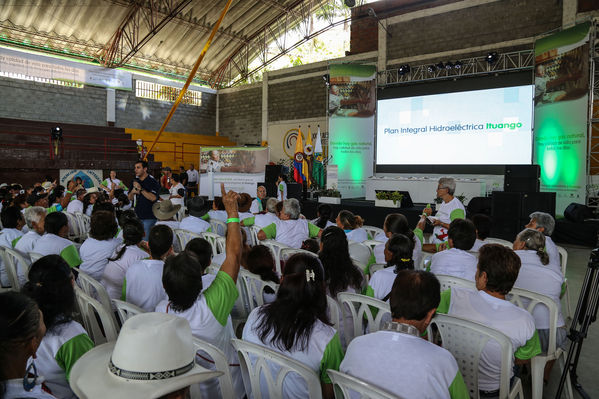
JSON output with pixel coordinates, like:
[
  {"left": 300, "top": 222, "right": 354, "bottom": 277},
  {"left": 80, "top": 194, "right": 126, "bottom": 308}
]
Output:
[{"left": 504, "top": 165, "right": 540, "bottom": 192}]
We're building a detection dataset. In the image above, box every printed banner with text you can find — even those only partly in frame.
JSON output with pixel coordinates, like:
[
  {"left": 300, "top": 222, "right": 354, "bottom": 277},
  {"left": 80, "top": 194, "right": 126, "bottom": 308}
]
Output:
[
  {"left": 533, "top": 22, "right": 590, "bottom": 214},
  {"left": 328, "top": 64, "right": 376, "bottom": 198}
]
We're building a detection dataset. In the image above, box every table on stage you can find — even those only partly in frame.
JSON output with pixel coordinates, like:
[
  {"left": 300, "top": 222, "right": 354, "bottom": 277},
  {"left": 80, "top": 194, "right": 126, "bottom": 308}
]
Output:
[{"left": 365, "top": 176, "right": 486, "bottom": 204}]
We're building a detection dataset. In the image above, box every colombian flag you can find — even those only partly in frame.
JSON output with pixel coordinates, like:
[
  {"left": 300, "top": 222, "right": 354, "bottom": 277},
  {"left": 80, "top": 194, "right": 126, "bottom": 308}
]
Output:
[{"left": 293, "top": 128, "right": 307, "bottom": 184}]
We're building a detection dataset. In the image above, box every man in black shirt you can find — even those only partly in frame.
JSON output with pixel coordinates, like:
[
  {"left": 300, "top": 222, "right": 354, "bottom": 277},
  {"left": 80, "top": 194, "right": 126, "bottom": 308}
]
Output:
[
  {"left": 128, "top": 160, "right": 160, "bottom": 238},
  {"left": 179, "top": 166, "right": 188, "bottom": 196}
]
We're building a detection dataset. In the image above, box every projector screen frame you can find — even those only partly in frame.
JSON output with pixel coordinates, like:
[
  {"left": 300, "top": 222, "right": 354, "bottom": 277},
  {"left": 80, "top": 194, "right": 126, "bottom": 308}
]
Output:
[{"left": 375, "top": 71, "right": 534, "bottom": 175}]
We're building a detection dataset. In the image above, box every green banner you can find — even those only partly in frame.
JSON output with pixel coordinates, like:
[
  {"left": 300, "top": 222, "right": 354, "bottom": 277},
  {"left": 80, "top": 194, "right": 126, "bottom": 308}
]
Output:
[{"left": 534, "top": 23, "right": 590, "bottom": 214}]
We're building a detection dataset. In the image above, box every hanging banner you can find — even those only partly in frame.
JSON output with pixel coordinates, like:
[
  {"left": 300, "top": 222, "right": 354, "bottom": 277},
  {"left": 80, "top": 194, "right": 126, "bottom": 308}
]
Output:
[
  {"left": 59, "top": 169, "right": 103, "bottom": 188},
  {"left": 328, "top": 64, "right": 376, "bottom": 198},
  {"left": 534, "top": 22, "right": 591, "bottom": 214},
  {"left": 198, "top": 147, "right": 268, "bottom": 198}
]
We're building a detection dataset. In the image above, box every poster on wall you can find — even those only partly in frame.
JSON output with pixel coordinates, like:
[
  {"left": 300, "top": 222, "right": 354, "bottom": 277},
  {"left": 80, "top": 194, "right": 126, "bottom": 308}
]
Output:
[
  {"left": 533, "top": 22, "right": 590, "bottom": 214},
  {"left": 59, "top": 169, "right": 103, "bottom": 188},
  {"left": 328, "top": 64, "right": 376, "bottom": 198},
  {"left": 199, "top": 147, "right": 268, "bottom": 198}
]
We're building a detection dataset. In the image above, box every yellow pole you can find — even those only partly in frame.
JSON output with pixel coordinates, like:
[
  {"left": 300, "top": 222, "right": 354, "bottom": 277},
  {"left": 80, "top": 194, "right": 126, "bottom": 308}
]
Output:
[{"left": 144, "top": 0, "right": 234, "bottom": 161}]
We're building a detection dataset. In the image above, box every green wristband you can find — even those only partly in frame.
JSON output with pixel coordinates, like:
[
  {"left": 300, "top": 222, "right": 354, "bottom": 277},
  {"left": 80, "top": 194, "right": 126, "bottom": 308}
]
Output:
[{"left": 226, "top": 218, "right": 240, "bottom": 224}]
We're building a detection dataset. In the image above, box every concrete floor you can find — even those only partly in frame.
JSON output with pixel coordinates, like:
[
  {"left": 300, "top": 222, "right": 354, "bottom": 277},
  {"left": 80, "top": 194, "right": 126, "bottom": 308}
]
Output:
[{"left": 530, "top": 243, "right": 599, "bottom": 399}]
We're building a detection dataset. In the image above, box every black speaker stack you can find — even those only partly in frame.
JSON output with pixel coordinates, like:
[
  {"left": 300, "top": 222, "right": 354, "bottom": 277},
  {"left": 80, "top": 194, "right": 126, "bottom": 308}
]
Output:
[{"left": 491, "top": 164, "right": 555, "bottom": 241}]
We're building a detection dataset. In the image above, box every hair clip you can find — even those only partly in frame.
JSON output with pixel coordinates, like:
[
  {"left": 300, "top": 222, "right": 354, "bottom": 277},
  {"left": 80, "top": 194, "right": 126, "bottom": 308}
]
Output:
[
  {"left": 306, "top": 269, "right": 315, "bottom": 282},
  {"left": 400, "top": 258, "right": 411, "bottom": 262}
]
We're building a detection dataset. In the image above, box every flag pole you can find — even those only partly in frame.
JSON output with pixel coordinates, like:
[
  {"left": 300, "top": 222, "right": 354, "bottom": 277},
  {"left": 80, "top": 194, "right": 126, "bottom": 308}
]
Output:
[{"left": 144, "top": 0, "right": 234, "bottom": 161}]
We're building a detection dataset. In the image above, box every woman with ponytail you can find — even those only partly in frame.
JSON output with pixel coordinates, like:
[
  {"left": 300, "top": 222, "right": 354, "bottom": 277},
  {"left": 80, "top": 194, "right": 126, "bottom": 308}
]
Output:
[
  {"left": 246, "top": 244, "right": 280, "bottom": 303},
  {"left": 365, "top": 234, "right": 415, "bottom": 302},
  {"left": 319, "top": 226, "right": 364, "bottom": 298},
  {"left": 21, "top": 256, "right": 94, "bottom": 399},
  {"left": 512, "top": 228, "right": 567, "bottom": 356},
  {"left": 314, "top": 204, "right": 335, "bottom": 229},
  {"left": 336, "top": 210, "right": 368, "bottom": 242},
  {"left": 101, "top": 218, "right": 147, "bottom": 300},
  {"left": 243, "top": 253, "right": 344, "bottom": 399},
  {"left": 373, "top": 213, "right": 422, "bottom": 268}
]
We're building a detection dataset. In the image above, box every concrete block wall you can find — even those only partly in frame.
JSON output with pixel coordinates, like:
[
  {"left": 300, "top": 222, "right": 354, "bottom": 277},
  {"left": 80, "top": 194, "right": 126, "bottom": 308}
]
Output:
[
  {"left": 268, "top": 75, "right": 328, "bottom": 122},
  {"left": 218, "top": 86, "right": 262, "bottom": 145}
]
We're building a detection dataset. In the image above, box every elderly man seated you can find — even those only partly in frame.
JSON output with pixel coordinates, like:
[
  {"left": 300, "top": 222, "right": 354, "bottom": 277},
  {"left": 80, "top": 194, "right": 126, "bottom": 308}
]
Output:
[
  {"left": 257, "top": 198, "right": 321, "bottom": 248},
  {"left": 525, "top": 211, "right": 561, "bottom": 275},
  {"left": 341, "top": 269, "right": 469, "bottom": 398},
  {"left": 242, "top": 197, "right": 279, "bottom": 228}
]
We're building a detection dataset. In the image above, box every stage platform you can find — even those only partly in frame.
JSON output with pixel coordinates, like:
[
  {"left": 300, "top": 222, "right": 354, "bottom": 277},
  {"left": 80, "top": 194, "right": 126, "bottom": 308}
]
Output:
[{"left": 301, "top": 199, "right": 427, "bottom": 229}]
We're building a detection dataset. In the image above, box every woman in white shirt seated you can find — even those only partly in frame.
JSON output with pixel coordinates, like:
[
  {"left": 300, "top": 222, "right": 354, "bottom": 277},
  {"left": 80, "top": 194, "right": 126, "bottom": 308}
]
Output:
[
  {"left": 101, "top": 218, "right": 147, "bottom": 300},
  {"left": 78, "top": 211, "right": 121, "bottom": 281},
  {"left": 22, "top": 255, "right": 94, "bottom": 399},
  {"left": 245, "top": 245, "right": 280, "bottom": 304},
  {"left": 336, "top": 210, "right": 368, "bottom": 243},
  {"left": 242, "top": 253, "right": 344, "bottom": 399},
  {"left": 429, "top": 219, "right": 478, "bottom": 281},
  {"left": 313, "top": 204, "right": 336, "bottom": 230},
  {"left": 373, "top": 213, "right": 422, "bottom": 268},
  {"left": 0, "top": 292, "right": 55, "bottom": 399},
  {"left": 81, "top": 192, "right": 97, "bottom": 217},
  {"left": 512, "top": 228, "right": 567, "bottom": 361},
  {"left": 366, "top": 234, "right": 415, "bottom": 301}
]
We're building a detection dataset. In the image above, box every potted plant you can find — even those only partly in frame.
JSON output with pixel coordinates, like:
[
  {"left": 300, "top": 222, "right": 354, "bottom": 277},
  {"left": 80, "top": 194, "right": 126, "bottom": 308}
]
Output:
[
  {"left": 455, "top": 193, "right": 467, "bottom": 204},
  {"left": 375, "top": 190, "right": 404, "bottom": 208},
  {"left": 318, "top": 186, "right": 341, "bottom": 204}
]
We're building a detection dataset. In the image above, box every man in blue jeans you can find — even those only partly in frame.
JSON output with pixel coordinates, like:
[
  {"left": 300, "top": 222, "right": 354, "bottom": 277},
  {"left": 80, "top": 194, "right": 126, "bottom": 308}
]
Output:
[{"left": 128, "top": 160, "right": 160, "bottom": 238}]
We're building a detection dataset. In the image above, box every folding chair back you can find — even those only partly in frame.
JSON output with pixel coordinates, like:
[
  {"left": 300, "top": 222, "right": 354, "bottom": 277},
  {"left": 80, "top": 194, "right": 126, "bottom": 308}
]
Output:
[
  {"left": 75, "top": 287, "right": 118, "bottom": 344},
  {"left": 3, "top": 247, "right": 30, "bottom": 290},
  {"left": 363, "top": 226, "right": 384, "bottom": 241},
  {"left": 435, "top": 275, "right": 476, "bottom": 292},
  {"left": 111, "top": 299, "right": 145, "bottom": 326},
  {"left": 337, "top": 292, "right": 390, "bottom": 343},
  {"left": 327, "top": 369, "right": 404, "bottom": 399},
  {"left": 238, "top": 269, "right": 279, "bottom": 312},
  {"left": 202, "top": 231, "right": 225, "bottom": 255},
  {"left": 174, "top": 229, "right": 202, "bottom": 251},
  {"left": 210, "top": 220, "right": 227, "bottom": 236},
  {"left": 75, "top": 270, "right": 113, "bottom": 316},
  {"left": 262, "top": 240, "right": 290, "bottom": 275},
  {"left": 193, "top": 337, "right": 236, "bottom": 399}
]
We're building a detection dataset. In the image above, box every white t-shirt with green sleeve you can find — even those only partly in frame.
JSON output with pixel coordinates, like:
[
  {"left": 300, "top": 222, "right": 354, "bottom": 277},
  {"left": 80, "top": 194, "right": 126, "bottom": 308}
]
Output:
[
  {"left": 260, "top": 219, "right": 320, "bottom": 249},
  {"left": 433, "top": 197, "right": 465, "bottom": 243},
  {"left": 32, "top": 320, "right": 94, "bottom": 399},
  {"left": 32, "top": 233, "right": 82, "bottom": 268},
  {"left": 340, "top": 330, "right": 469, "bottom": 399},
  {"left": 242, "top": 306, "right": 344, "bottom": 399},
  {"left": 277, "top": 181, "right": 287, "bottom": 201},
  {"left": 155, "top": 271, "right": 244, "bottom": 398}
]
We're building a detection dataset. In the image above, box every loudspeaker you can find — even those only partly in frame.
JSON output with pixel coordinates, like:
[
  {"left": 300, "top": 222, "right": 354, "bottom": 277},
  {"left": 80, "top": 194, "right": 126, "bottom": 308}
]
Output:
[
  {"left": 520, "top": 192, "right": 556, "bottom": 219},
  {"left": 505, "top": 165, "right": 540, "bottom": 178},
  {"left": 504, "top": 164, "right": 541, "bottom": 192},
  {"left": 466, "top": 197, "right": 493, "bottom": 218},
  {"left": 397, "top": 191, "right": 414, "bottom": 208},
  {"left": 491, "top": 191, "right": 556, "bottom": 240},
  {"left": 564, "top": 202, "right": 594, "bottom": 223},
  {"left": 265, "top": 165, "right": 284, "bottom": 184},
  {"left": 287, "top": 183, "right": 302, "bottom": 200}
]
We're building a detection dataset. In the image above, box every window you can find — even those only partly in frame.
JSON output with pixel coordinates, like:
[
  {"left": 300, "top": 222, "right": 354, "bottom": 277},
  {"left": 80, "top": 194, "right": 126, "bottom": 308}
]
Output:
[
  {"left": 135, "top": 80, "right": 202, "bottom": 106},
  {"left": 0, "top": 71, "right": 83, "bottom": 88}
]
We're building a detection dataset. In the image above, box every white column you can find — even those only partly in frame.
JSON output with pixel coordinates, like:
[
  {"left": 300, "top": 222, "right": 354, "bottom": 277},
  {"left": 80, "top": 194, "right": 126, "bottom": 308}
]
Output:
[
  {"left": 262, "top": 71, "right": 269, "bottom": 145},
  {"left": 106, "top": 88, "right": 116, "bottom": 123},
  {"left": 215, "top": 93, "right": 220, "bottom": 135}
]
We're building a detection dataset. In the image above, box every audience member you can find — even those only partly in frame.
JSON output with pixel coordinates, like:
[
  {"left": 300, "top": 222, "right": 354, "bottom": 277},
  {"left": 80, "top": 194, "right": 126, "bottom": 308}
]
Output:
[
  {"left": 242, "top": 253, "right": 344, "bottom": 399},
  {"left": 373, "top": 213, "right": 422, "bottom": 268},
  {"left": 128, "top": 160, "right": 160, "bottom": 239},
  {"left": 342, "top": 270, "right": 469, "bottom": 398},
  {"left": 337, "top": 210, "right": 368, "bottom": 242},
  {"left": 366, "top": 233, "right": 415, "bottom": 301},
  {"left": 79, "top": 211, "right": 120, "bottom": 281},
  {"left": 66, "top": 189, "right": 86, "bottom": 214},
  {"left": 15, "top": 206, "right": 46, "bottom": 253},
  {"left": 258, "top": 199, "right": 321, "bottom": 248},
  {"left": 319, "top": 226, "right": 364, "bottom": 298},
  {"left": 313, "top": 203, "right": 335, "bottom": 229},
  {"left": 156, "top": 185, "right": 244, "bottom": 398},
  {"left": 242, "top": 197, "right": 278, "bottom": 228},
  {"left": 250, "top": 185, "right": 267, "bottom": 214},
  {"left": 208, "top": 196, "right": 227, "bottom": 222},
  {"left": 183, "top": 237, "right": 215, "bottom": 292},
  {"left": 102, "top": 219, "right": 147, "bottom": 301},
  {"left": 471, "top": 214, "right": 492, "bottom": 251},
  {"left": 525, "top": 212, "right": 561, "bottom": 274},
  {"left": 437, "top": 244, "right": 541, "bottom": 395},
  {"left": 179, "top": 197, "right": 211, "bottom": 234},
  {"left": 245, "top": 245, "right": 280, "bottom": 304},
  {"left": 69, "top": 313, "right": 221, "bottom": 399},
  {"left": 82, "top": 192, "right": 96, "bottom": 217},
  {"left": 33, "top": 212, "right": 82, "bottom": 268},
  {"left": 168, "top": 174, "right": 185, "bottom": 217},
  {"left": 160, "top": 166, "right": 172, "bottom": 189},
  {"left": 0, "top": 292, "right": 54, "bottom": 399},
  {"left": 186, "top": 163, "right": 199, "bottom": 196},
  {"left": 430, "top": 219, "right": 477, "bottom": 281},
  {"left": 124, "top": 224, "right": 172, "bottom": 311},
  {"left": 0, "top": 206, "right": 25, "bottom": 286},
  {"left": 100, "top": 170, "right": 127, "bottom": 193},
  {"left": 22, "top": 255, "right": 94, "bottom": 399},
  {"left": 301, "top": 238, "right": 320, "bottom": 254},
  {"left": 421, "top": 177, "right": 466, "bottom": 243},
  {"left": 153, "top": 199, "right": 181, "bottom": 252}
]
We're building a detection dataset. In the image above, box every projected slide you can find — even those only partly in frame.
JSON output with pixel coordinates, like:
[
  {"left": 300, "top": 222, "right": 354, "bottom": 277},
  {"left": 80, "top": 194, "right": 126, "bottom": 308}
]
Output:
[{"left": 376, "top": 85, "right": 534, "bottom": 165}]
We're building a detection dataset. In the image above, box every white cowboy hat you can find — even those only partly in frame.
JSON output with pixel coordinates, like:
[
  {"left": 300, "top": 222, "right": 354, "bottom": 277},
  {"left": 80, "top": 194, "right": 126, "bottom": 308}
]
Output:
[
  {"left": 86, "top": 187, "right": 100, "bottom": 194},
  {"left": 152, "top": 199, "right": 181, "bottom": 220},
  {"left": 69, "top": 313, "right": 221, "bottom": 399}
]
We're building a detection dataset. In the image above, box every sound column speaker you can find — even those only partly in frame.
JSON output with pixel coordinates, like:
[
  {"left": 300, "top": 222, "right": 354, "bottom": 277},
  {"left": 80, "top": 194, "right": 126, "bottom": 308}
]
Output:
[
  {"left": 491, "top": 192, "right": 521, "bottom": 241},
  {"left": 504, "top": 164, "right": 540, "bottom": 192},
  {"left": 520, "top": 192, "right": 556, "bottom": 219},
  {"left": 287, "top": 183, "right": 302, "bottom": 201}
]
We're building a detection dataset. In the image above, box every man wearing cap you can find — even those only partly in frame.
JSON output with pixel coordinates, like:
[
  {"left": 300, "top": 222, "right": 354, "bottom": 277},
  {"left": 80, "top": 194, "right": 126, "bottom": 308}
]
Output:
[
  {"left": 179, "top": 197, "right": 211, "bottom": 235},
  {"left": 160, "top": 166, "right": 173, "bottom": 189},
  {"left": 128, "top": 160, "right": 160, "bottom": 239}
]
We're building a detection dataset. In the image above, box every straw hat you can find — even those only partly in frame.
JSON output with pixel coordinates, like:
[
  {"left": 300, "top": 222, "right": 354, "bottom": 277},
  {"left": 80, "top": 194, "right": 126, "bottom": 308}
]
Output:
[
  {"left": 152, "top": 199, "right": 181, "bottom": 220},
  {"left": 69, "top": 313, "right": 221, "bottom": 399}
]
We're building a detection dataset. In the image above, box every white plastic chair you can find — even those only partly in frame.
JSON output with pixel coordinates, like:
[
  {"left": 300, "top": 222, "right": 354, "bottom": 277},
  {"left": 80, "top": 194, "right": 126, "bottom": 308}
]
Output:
[
  {"left": 238, "top": 269, "right": 279, "bottom": 312},
  {"left": 483, "top": 237, "right": 513, "bottom": 247},
  {"left": 507, "top": 287, "right": 573, "bottom": 399},
  {"left": 327, "top": 369, "right": 404, "bottom": 399},
  {"left": 363, "top": 226, "right": 384, "bottom": 241},
  {"left": 327, "top": 295, "right": 342, "bottom": 339},
  {"left": 231, "top": 338, "right": 323, "bottom": 399},
  {"left": 368, "top": 263, "right": 386, "bottom": 276},
  {"left": 74, "top": 212, "right": 90, "bottom": 240},
  {"left": 249, "top": 225, "right": 261, "bottom": 246},
  {"left": 210, "top": 219, "right": 227, "bottom": 236},
  {"left": 28, "top": 252, "right": 43, "bottom": 263},
  {"left": 557, "top": 245, "right": 572, "bottom": 321},
  {"left": 63, "top": 211, "right": 82, "bottom": 241},
  {"left": 202, "top": 231, "right": 225, "bottom": 255},
  {"left": 112, "top": 299, "right": 145, "bottom": 326},
  {"left": 74, "top": 287, "right": 118, "bottom": 345},
  {"left": 362, "top": 239, "right": 384, "bottom": 253},
  {"left": 337, "top": 292, "right": 390, "bottom": 344},
  {"left": 192, "top": 337, "right": 235, "bottom": 399},
  {"left": 174, "top": 228, "right": 202, "bottom": 251},
  {"left": 75, "top": 270, "right": 114, "bottom": 318},
  {"left": 349, "top": 241, "right": 372, "bottom": 266},
  {"left": 1, "top": 247, "right": 30, "bottom": 290},
  {"left": 430, "top": 313, "right": 524, "bottom": 399},
  {"left": 435, "top": 275, "right": 476, "bottom": 292},
  {"left": 279, "top": 248, "right": 318, "bottom": 265},
  {"left": 262, "top": 240, "right": 290, "bottom": 275}
]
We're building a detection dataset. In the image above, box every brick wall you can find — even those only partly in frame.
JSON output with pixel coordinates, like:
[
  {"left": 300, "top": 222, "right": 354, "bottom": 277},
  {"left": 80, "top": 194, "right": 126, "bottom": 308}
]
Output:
[
  {"left": 268, "top": 75, "right": 327, "bottom": 122},
  {"left": 218, "top": 86, "right": 262, "bottom": 145},
  {"left": 386, "top": 0, "right": 562, "bottom": 61}
]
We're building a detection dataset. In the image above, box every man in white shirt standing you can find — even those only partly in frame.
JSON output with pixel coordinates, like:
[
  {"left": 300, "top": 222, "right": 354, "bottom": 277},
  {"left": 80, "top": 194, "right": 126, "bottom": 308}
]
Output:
[
  {"left": 187, "top": 163, "right": 199, "bottom": 197},
  {"left": 341, "top": 269, "right": 469, "bottom": 399},
  {"left": 525, "top": 211, "right": 561, "bottom": 275},
  {"left": 420, "top": 177, "right": 465, "bottom": 243}
]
